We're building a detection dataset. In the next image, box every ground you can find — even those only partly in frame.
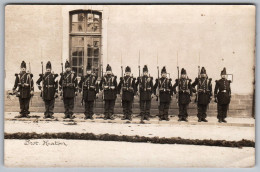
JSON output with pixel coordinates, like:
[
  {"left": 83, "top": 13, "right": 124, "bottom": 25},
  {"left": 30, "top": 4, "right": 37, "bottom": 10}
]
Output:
[{"left": 4, "top": 112, "right": 255, "bottom": 168}]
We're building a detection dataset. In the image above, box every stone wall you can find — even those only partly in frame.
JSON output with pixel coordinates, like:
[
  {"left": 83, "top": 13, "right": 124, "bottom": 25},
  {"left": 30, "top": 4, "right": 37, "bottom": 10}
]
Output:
[{"left": 5, "top": 92, "right": 253, "bottom": 118}]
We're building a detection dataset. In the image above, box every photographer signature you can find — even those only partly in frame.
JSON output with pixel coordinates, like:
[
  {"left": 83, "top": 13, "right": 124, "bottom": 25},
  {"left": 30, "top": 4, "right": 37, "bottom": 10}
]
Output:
[{"left": 24, "top": 139, "right": 68, "bottom": 146}]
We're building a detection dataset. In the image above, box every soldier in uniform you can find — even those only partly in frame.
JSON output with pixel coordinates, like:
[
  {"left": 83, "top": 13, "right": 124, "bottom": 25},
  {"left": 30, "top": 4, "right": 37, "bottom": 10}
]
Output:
[
  {"left": 173, "top": 68, "right": 192, "bottom": 122},
  {"left": 36, "top": 61, "right": 59, "bottom": 119},
  {"left": 117, "top": 66, "right": 136, "bottom": 121},
  {"left": 78, "top": 63, "right": 99, "bottom": 120},
  {"left": 153, "top": 66, "right": 173, "bottom": 121},
  {"left": 59, "top": 60, "right": 78, "bottom": 119},
  {"left": 99, "top": 64, "right": 117, "bottom": 120},
  {"left": 214, "top": 68, "right": 231, "bottom": 123},
  {"left": 191, "top": 67, "right": 212, "bottom": 122},
  {"left": 12, "top": 61, "right": 34, "bottom": 118},
  {"left": 136, "top": 65, "right": 153, "bottom": 122}
]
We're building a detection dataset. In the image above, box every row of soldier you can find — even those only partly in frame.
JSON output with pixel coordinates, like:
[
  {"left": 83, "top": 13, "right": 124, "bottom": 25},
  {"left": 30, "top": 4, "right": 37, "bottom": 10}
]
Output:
[{"left": 10, "top": 60, "right": 232, "bottom": 123}]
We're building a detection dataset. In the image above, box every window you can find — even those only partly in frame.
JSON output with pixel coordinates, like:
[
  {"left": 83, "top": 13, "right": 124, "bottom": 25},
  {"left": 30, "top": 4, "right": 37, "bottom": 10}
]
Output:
[{"left": 69, "top": 10, "right": 102, "bottom": 77}]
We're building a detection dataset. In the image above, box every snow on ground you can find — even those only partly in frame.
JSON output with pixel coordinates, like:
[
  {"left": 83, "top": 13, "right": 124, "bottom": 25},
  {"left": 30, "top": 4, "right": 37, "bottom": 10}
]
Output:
[{"left": 4, "top": 139, "right": 255, "bottom": 168}]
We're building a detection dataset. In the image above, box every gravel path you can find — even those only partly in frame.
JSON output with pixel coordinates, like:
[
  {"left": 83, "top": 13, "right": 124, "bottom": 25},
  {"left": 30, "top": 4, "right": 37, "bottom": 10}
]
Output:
[{"left": 4, "top": 139, "right": 254, "bottom": 168}]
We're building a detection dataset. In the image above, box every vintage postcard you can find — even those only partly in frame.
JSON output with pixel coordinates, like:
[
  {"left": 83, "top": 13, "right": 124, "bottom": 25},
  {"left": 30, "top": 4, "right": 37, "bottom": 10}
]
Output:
[{"left": 4, "top": 5, "right": 255, "bottom": 167}]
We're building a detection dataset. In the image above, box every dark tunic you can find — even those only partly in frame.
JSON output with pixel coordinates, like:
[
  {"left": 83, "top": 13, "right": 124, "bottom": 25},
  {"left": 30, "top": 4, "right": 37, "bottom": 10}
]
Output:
[
  {"left": 36, "top": 72, "right": 58, "bottom": 100},
  {"left": 136, "top": 76, "right": 153, "bottom": 101},
  {"left": 78, "top": 74, "right": 98, "bottom": 102},
  {"left": 153, "top": 77, "right": 173, "bottom": 102},
  {"left": 59, "top": 71, "right": 78, "bottom": 98},
  {"left": 192, "top": 77, "right": 212, "bottom": 105},
  {"left": 13, "top": 72, "right": 34, "bottom": 98},
  {"left": 99, "top": 74, "right": 117, "bottom": 100},
  {"left": 173, "top": 78, "right": 192, "bottom": 104},
  {"left": 117, "top": 76, "right": 136, "bottom": 101},
  {"left": 214, "top": 78, "right": 231, "bottom": 105}
]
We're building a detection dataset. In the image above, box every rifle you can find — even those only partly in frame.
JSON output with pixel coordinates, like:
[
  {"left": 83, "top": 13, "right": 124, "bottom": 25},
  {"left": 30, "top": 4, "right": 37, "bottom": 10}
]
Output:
[
  {"left": 29, "top": 62, "right": 33, "bottom": 105},
  {"left": 120, "top": 53, "right": 123, "bottom": 107},
  {"left": 156, "top": 53, "right": 160, "bottom": 105},
  {"left": 195, "top": 53, "right": 200, "bottom": 103},
  {"left": 40, "top": 62, "right": 44, "bottom": 98},
  {"left": 138, "top": 51, "right": 140, "bottom": 95},
  {"left": 177, "top": 52, "right": 180, "bottom": 106},
  {"left": 101, "top": 63, "right": 104, "bottom": 108},
  {"left": 60, "top": 62, "right": 64, "bottom": 100},
  {"left": 81, "top": 65, "right": 84, "bottom": 106}
]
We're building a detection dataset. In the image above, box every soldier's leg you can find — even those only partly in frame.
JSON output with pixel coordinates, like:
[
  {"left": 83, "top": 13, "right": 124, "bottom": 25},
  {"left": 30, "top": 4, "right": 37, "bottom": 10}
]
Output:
[
  {"left": 104, "top": 100, "right": 109, "bottom": 119},
  {"left": 217, "top": 104, "right": 222, "bottom": 122},
  {"left": 63, "top": 98, "right": 69, "bottom": 118},
  {"left": 44, "top": 100, "right": 49, "bottom": 118},
  {"left": 84, "top": 100, "right": 88, "bottom": 119},
  {"left": 128, "top": 100, "right": 133, "bottom": 120},
  {"left": 197, "top": 104, "right": 202, "bottom": 122},
  {"left": 49, "top": 99, "right": 55, "bottom": 119},
  {"left": 140, "top": 100, "right": 145, "bottom": 121},
  {"left": 159, "top": 102, "right": 164, "bottom": 120},
  {"left": 89, "top": 101, "right": 94, "bottom": 119},
  {"left": 164, "top": 102, "right": 170, "bottom": 121},
  {"left": 145, "top": 100, "right": 151, "bottom": 120},
  {"left": 201, "top": 105, "right": 208, "bottom": 122},
  {"left": 68, "top": 98, "right": 75, "bottom": 119},
  {"left": 178, "top": 104, "right": 184, "bottom": 121},
  {"left": 183, "top": 104, "right": 188, "bottom": 121},
  {"left": 222, "top": 104, "right": 228, "bottom": 123},
  {"left": 17, "top": 97, "right": 24, "bottom": 118},
  {"left": 24, "top": 97, "right": 31, "bottom": 118},
  {"left": 122, "top": 100, "right": 127, "bottom": 119},
  {"left": 109, "top": 99, "right": 115, "bottom": 120}
]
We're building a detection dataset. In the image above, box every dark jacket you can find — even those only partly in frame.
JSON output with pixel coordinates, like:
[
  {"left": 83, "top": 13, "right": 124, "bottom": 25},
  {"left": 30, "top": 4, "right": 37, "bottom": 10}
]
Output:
[
  {"left": 191, "top": 77, "right": 212, "bottom": 105},
  {"left": 99, "top": 74, "right": 117, "bottom": 100},
  {"left": 13, "top": 72, "right": 34, "bottom": 99},
  {"left": 136, "top": 75, "right": 153, "bottom": 101},
  {"left": 173, "top": 78, "right": 192, "bottom": 104},
  {"left": 153, "top": 77, "right": 173, "bottom": 103},
  {"left": 118, "top": 75, "right": 136, "bottom": 101},
  {"left": 36, "top": 72, "right": 58, "bottom": 100},
  {"left": 59, "top": 71, "right": 78, "bottom": 98},
  {"left": 78, "top": 74, "right": 99, "bottom": 101},
  {"left": 214, "top": 78, "right": 231, "bottom": 105}
]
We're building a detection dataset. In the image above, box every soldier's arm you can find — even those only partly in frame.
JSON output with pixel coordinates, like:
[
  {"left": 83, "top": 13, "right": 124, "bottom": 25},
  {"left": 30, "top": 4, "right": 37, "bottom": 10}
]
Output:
[
  {"left": 78, "top": 76, "right": 83, "bottom": 93},
  {"left": 36, "top": 74, "right": 43, "bottom": 90},
  {"left": 188, "top": 79, "right": 193, "bottom": 96},
  {"left": 114, "top": 76, "right": 118, "bottom": 91},
  {"left": 153, "top": 79, "right": 158, "bottom": 95},
  {"left": 214, "top": 80, "right": 219, "bottom": 97},
  {"left": 191, "top": 77, "right": 198, "bottom": 87},
  {"left": 99, "top": 78, "right": 103, "bottom": 91},
  {"left": 208, "top": 78, "right": 212, "bottom": 97},
  {"left": 59, "top": 74, "right": 63, "bottom": 86},
  {"left": 117, "top": 78, "right": 122, "bottom": 94},
  {"left": 172, "top": 79, "right": 178, "bottom": 94},
  {"left": 13, "top": 74, "right": 19, "bottom": 91},
  {"left": 228, "top": 80, "right": 232, "bottom": 96},
  {"left": 169, "top": 79, "right": 173, "bottom": 96},
  {"left": 54, "top": 74, "right": 59, "bottom": 93},
  {"left": 74, "top": 76, "right": 78, "bottom": 92},
  {"left": 132, "top": 78, "right": 137, "bottom": 95},
  {"left": 30, "top": 77, "right": 34, "bottom": 92}
]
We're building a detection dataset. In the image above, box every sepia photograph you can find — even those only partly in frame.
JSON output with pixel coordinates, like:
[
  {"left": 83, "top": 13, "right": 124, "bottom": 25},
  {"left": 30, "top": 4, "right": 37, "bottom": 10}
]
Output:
[{"left": 4, "top": 4, "right": 255, "bottom": 168}]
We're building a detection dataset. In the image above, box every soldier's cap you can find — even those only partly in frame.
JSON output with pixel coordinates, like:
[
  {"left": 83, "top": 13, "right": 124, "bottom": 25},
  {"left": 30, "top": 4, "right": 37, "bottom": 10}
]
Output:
[
  {"left": 221, "top": 67, "right": 227, "bottom": 75},
  {"left": 181, "top": 68, "right": 186, "bottom": 75},
  {"left": 46, "top": 61, "right": 52, "bottom": 69},
  {"left": 161, "top": 66, "right": 167, "bottom": 74},
  {"left": 200, "top": 67, "right": 206, "bottom": 74},
  {"left": 86, "top": 63, "right": 92, "bottom": 70},
  {"left": 106, "top": 64, "right": 112, "bottom": 71},
  {"left": 143, "top": 65, "right": 148, "bottom": 72},
  {"left": 125, "top": 66, "right": 131, "bottom": 72},
  {"left": 20, "top": 61, "right": 26, "bottom": 68},
  {"left": 65, "top": 60, "right": 71, "bottom": 68}
]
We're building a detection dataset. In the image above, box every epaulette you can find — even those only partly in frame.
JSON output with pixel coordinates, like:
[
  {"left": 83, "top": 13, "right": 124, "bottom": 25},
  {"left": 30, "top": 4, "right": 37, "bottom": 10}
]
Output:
[
  {"left": 215, "top": 80, "right": 218, "bottom": 83},
  {"left": 39, "top": 74, "right": 43, "bottom": 77},
  {"left": 120, "top": 77, "right": 123, "bottom": 80},
  {"left": 15, "top": 73, "right": 18, "bottom": 76},
  {"left": 175, "top": 79, "right": 178, "bottom": 82},
  {"left": 208, "top": 78, "right": 212, "bottom": 82},
  {"left": 189, "top": 79, "right": 192, "bottom": 82},
  {"left": 169, "top": 78, "right": 172, "bottom": 81},
  {"left": 228, "top": 80, "right": 232, "bottom": 83},
  {"left": 150, "top": 77, "right": 153, "bottom": 80},
  {"left": 114, "top": 76, "right": 117, "bottom": 79},
  {"left": 54, "top": 74, "right": 58, "bottom": 78},
  {"left": 60, "top": 73, "right": 63, "bottom": 76},
  {"left": 30, "top": 73, "right": 33, "bottom": 77}
]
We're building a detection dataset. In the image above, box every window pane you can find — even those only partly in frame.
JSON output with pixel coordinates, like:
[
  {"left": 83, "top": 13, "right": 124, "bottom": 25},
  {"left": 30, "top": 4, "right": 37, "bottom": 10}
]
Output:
[
  {"left": 78, "top": 68, "right": 83, "bottom": 76},
  {"left": 87, "top": 47, "right": 93, "bottom": 57},
  {"left": 78, "top": 13, "right": 84, "bottom": 22},
  {"left": 71, "top": 37, "right": 84, "bottom": 47},
  {"left": 94, "top": 48, "right": 99, "bottom": 57},
  {"left": 87, "top": 13, "right": 93, "bottom": 22},
  {"left": 72, "top": 14, "right": 78, "bottom": 22},
  {"left": 72, "top": 57, "right": 77, "bottom": 66},
  {"left": 72, "top": 48, "right": 77, "bottom": 56},
  {"left": 78, "top": 47, "right": 84, "bottom": 56},
  {"left": 79, "top": 57, "right": 83, "bottom": 66},
  {"left": 87, "top": 58, "right": 93, "bottom": 65},
  {"left": 72, "top": 67, "right": 77, "bottom": 74}
]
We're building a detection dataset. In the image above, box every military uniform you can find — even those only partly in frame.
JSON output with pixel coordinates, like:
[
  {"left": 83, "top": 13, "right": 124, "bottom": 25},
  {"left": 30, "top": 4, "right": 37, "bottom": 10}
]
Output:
[
  {"left": 36, "top": 61, "right": 58, "bottom": 118},
  {"left": 191, "top": 67, "right": 212, "bottom": 122},
  {"left": 153, "top": 66, "right": 173, "bottom": 121},
  {"left": 214, "top": 68, "right": 231, "bottom": 123},
  {"left": 99, "top": 64, "right": 117, "bottom": 120},
  {"left": 59, "top": 61, "right": 78, "bottom": 119},
  {"left": 78, "top": 63, "right": 99, "bottom": 120},
  {"left": 173, "top": 68, "right": 192, "bottom": 121},
  {"left": 136, "top": 65, "right": 153, "bottom": 121},
  {"left": 12, "top": 61, "right": 34, "bottom": 118},
  {"left": 118, "top": 66, "right": 136, "bottom": 121}
]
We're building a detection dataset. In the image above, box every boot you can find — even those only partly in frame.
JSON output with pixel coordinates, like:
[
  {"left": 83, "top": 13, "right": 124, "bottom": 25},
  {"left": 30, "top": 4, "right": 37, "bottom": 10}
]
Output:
[
  {"left": 183, "top": 118, "right": 188, "bottom": 122},
  {"left": 202, "top": 118, "right": 208, "bottom": 122},
  {"left": 178, "top": 118, "right": 182, "bottom": 122},
  {"left": 104, "top": 114, "right": 108, "bottom": 120},
  {"left": 198, "top": 118, "right": 202, "bottom": 122},
  {"left": 128, "top": 115, "right": 132, "bottom": 121},
  {"left": 89, "top": 115, "right": 94, "bottom": 120},
  {"left": 218, "top": 118, "right": 222, "bottom": 123},
  {"left": 109, "top": 114, "right": 114, "bottom": 120},
  {"left": 121, "top": 114, "right": 127, "bottom": 120},
  {"left": 222, "top": 118, "right": 227, "bottom": 123}
]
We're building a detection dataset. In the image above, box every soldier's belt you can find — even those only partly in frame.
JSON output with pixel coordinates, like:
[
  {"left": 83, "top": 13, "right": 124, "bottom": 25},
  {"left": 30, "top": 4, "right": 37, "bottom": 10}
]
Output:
[
  {"left": 179, "top": 89, "right": 190, "bottom": 93},
  {"left": 18, "top": 83, "right": 29, "bottom": 87},
  {"left": 122, "top": 87, "right": 134, "bottom": 91},
  {"left": 104, "top": 86, "right": 115, "bottom": 90},
  {"left": 198, "top": 89, "right": 210, "bottom": 93},
  {"left": 221, "top": 90, "right": 227, "bottom": 93},
  {"left": 141, "top": 87, "right": 151, "bottom": 91},
  {"left": 63, "top": 83, "right": 74, "bottom": 87},
  {"left": 159, "top": 88, "right": 170, "bottom": 92},
  {"left": 46, "top": 85, "right": 54, "bottom": 87}
]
